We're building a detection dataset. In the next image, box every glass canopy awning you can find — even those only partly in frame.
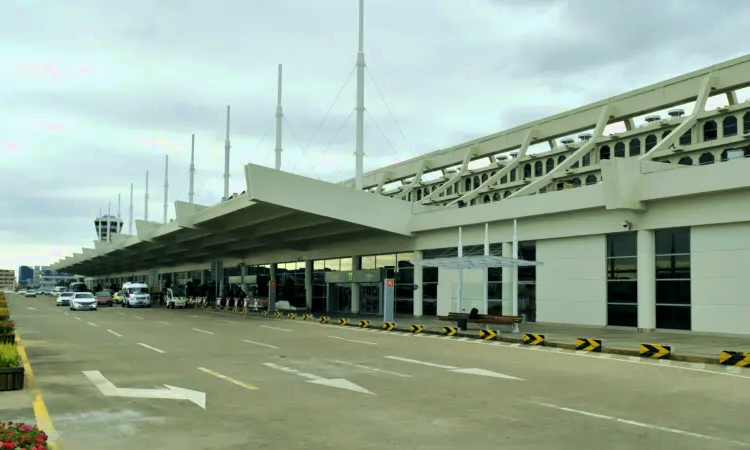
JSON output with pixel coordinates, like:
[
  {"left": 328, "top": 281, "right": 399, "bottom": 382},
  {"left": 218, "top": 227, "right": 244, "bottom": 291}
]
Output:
[{"left": 410, "top": 255, "right": 543, "bottom": 270}]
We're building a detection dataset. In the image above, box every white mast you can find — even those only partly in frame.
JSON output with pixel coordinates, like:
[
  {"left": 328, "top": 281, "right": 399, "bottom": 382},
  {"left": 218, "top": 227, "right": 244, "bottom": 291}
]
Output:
[
  {"left": 512, "top": 219, "right": 519, "bottom": 333},
  {"left": 129, "top": 183, "right": 134, "bottom": 234},
  {"left": 275, "top": 64, "right": 283, "bottom": 170},
  {"left": 457, "top": 226, "right": 463, "bottom": 312},
  {"left": 163, "top": 154, "right": 169, "bottom": 224},
  {"left": 106, "top": 201, "right": 111, "bottom": 243},
  {"left": 145, "top": 170, "right": 149, "bottom": 222},
  {"left": 483, "top": 222, "right": 489, "bottom": 314},
  {"left": 354, "top": 0, "right": 366, "bottom": 190},
  {"left": 189, "top": 134, "right": 195, "bottom": 204},
  {"left": 223, "top": 105, "right": 231, "bottom": 200}
]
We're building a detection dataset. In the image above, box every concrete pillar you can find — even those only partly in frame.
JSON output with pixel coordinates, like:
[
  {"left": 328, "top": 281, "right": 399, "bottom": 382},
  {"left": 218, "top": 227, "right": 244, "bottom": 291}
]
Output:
[
  {"left": 304, "top": 260, "right": 313, "bottom": 309},
  {"left": 268, "top": 263, "right": 277, "bottom": 311},
  {"left": 637, "top": 229, "right": 656, "bottom": 331},
  {"left": 240, "top": 264, "right": 248, "bottom": 295},
  {"left": 413, "top": 250, "right": 423, "bottom": 317},
  {"left": 351, "top": 256, "right": 360, "bottom": 314},
  {"left": 200, "top": 269, "right": 206, "bottom": 285},
  {"left": 216, "top": 261, "right": 224, "bottom": 295},
  {"left": 501, "top": 242, "right": 513, "bottom": 315}
]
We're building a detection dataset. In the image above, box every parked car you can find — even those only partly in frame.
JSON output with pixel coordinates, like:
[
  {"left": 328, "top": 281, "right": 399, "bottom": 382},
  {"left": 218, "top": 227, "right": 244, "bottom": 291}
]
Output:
[
  {"left": 25, "top": 290, "right": 37, "bottom": 298},
  {"left": 56, "top": 292, "right": 75, "bottom": 306},
  {"left": 70, "top": 293, "right": 97, "bottom": 311},
  {"left": 94, "top": 291, "right": 113, "bottom": 307},
  {"left": 112, "top": 292, "right": 123, "bottom": 304},
  {"left": 165, "top": 287, "right": 187, "bottom": 309}
]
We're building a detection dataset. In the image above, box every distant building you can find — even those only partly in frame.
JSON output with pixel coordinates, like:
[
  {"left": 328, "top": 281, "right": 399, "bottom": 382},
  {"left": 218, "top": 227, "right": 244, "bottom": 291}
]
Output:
[
  {"left": 0, "top": 269, "right": 14, "bottom": 290},
  {"left": 33, "top": 266, "right": 75, "bottom": 289},
  {"left": 94, "top": 214, "right": 123, "bottom": 242},
  {"left": 17, "top": 266, "right": 33, "bottom": 285}
]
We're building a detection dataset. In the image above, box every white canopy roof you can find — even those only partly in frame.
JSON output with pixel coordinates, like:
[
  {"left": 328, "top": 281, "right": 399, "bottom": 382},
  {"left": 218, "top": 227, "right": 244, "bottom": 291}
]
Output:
[{"left": 410, "top": 255, "right": 543, "bottom": 269}]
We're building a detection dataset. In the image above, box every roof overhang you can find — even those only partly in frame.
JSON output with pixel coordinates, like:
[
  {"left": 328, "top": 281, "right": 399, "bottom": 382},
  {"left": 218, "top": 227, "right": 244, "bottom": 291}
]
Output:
[{"left": 411, "top": 255, "right": 543, "bottom": 269}]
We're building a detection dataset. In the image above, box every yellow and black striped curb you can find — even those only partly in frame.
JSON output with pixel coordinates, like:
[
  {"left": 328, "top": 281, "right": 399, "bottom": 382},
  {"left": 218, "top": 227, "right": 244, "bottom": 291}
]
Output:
[
  {"left": 523, "top": 333, "right": 545, "bottom": 346},
  {"left": 575, "top": 338, "right": 602, "bottom": 352},
  {"left": 442, "top": 326, "right": 457, "bottom": 336},
  {"left": 287, "top": 312, "right": 295, "bottom": 319},
  {"left": 410, "top": 324, "right": 424, "bottom": 334},
  {"left": 639, "top": 344, "right": 672, "bottom": 360},
  {"left": 301, "top": 313, "right": 311, "bottom": 320},
  {"left": 261, "top": 310, "right": 268, "bottom": 316},
  {"left": 720, "top": 351, "right": 750, "bottom": 367},
  {"left": 207, "top": 308, "right": 740, "bottom": 367},
  {"left": 478, "top": 329, "right": 497, "bottom": 340},
  {"left": 338, "top": 318, "right": 348, "bottom": 326},
  {"left": 358, "top": 320, "right": 370, "bottom": 328},
  {"left": 273, "top": 311, "right": 281, "bottom": 318}
]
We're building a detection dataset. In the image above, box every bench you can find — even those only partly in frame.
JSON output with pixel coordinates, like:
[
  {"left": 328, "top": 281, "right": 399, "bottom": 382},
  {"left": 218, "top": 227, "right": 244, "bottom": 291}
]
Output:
[{"left": 438, "top": 312, "right": 523, "bottom": 331}]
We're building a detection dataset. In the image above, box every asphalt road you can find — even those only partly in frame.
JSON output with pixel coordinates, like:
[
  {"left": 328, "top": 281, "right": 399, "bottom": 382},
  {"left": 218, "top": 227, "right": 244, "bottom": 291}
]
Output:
[{"left": 8, "top": 294, "right": 750, "bottom": 450}]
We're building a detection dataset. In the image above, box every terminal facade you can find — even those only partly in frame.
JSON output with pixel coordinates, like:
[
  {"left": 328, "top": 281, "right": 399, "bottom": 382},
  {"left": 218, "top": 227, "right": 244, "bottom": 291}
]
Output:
[{"left": 52, "top": 55, "right": 750, "bottom": 336}]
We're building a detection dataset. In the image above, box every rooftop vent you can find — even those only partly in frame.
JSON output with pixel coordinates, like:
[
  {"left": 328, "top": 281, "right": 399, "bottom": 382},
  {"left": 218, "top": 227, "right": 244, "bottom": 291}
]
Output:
[
  {"left": 560, "top": 138, "right": 575, "bottom": 145},
  {"left": 445, "top": 167, "right": 459, "bottom": 173},
  {"left": 644, "top": 114, "right": 661, "bottom": 122},
  {"left": 578, "top": 133, "right": 592, "bottom": 141},
  {"left": 667, "top": 109, "right": 685, "bottom": 117},
  {"left": 726, "top": 149, "right": 744, "bottom": 160}
]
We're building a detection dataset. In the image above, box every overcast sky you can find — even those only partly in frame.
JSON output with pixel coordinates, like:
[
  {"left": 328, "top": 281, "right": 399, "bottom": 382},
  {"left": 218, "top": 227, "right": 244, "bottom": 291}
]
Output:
[{"left": 1, "top": 0, "right": 749, "bottom": 275}]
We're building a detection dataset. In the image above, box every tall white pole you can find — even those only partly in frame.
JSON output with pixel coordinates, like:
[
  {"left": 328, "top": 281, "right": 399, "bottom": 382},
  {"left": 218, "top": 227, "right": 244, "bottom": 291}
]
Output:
[
  {"left": 354, "top": 0, "right": 366, "bottom": 191},
  {"left": 106, "top": 201, "right": 111, "bottom": 243},
  {"left": 275, "top": 64, "right": 283, "bottom": 170},
  {"left": 457, "top": 226, "right": 463, "bottom": 313},
  {"left": 163, "top": 154, "right": 169, "bottom": 224},
  {"left": 145, "top": 171, "right": 149, "bottom": 222},
  {"left": 117, "top": 193, "right": 121, "bottom": 234},
  {"left": 189, "top": 134, "right": 195, "bottom": 204},
  {"left": 129, "top": 183, "right": 134, "bottom": 234},
  {"left": 223, "top": 105, "right": 231, "bottom": 200},
  {"left": 483, "top": 222, "right": 489, "bottom": 314},
  {"left": 512, "top": 219, "right": 519, "bottom": 333}
]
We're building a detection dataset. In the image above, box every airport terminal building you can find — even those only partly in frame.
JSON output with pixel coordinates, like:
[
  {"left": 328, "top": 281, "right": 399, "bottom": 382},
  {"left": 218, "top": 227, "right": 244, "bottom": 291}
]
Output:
[{"left": 51, "top": 55, "right": 750, "bottom": 336}]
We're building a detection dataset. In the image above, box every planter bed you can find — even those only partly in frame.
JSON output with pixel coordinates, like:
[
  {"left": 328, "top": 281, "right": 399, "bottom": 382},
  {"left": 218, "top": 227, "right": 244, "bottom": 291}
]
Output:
[
  {"left": 0, "top": 366, "right": 24, "bottom": 391},
  {"left": 0, "top": 333, "right": 15, "bottom": 345}
]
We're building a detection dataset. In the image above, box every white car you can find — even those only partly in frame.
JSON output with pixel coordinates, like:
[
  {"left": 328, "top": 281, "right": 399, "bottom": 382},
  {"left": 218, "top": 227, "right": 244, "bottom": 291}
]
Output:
[
  {"left": 56, "top": 292, "right": 75, "bottom": 306},
  {"left": 70, "top": 292, "right": 97, "bottom": 311},
  {"left": 165, "top": 288, "right": 187, "bottom": 309},
  {"left": 25, "top": 290, "right": 37, "bottom": 298}
]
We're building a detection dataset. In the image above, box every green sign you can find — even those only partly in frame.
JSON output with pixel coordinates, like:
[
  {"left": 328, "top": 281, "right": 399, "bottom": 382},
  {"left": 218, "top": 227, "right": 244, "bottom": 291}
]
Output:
[{"left": 347, "top": 272, "right": 353, "bottom": 281}]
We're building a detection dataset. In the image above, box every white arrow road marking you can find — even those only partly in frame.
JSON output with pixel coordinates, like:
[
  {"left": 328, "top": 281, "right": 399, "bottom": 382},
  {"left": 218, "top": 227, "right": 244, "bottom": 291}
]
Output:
[
  {"left": 107, "top": 330, "right": 122, "bottom": 337},
  {"left": 138, "top": 343, "right": 166, "bottom": 354},
  {"left": 27, "top": 307, "right": 35, "bottom": 310},
  {"left": 537, "top": 403, "right": 749, "bottom": 447},
  {"left": 328, "top": 336, "right": 377, "bottom": 346},
  {"left": 117, "top": 312, "right": 125, "bottom": 316},
  {"left": 87, "top": 322, "right": 98, "bottom": 327},
  {"left": 83, "top": 370, "right": 205, "bottom": 409},
  {"left": 198, "top": 367, "right": 258, "bottom": 390},
  {"left": 192, "top": 328, "right": 214, "bottom": 335},
  {"left": 385, "top": 356, "right": 524, "bottom": 380},
  {"left": 242, "top": 340, "right": 279, "bottom": 349},
  {"left": 74, "top": 317, "right": 82, "bottom": 321},
  {"left": 260, "top": 325, "right": 292, "bottom": 332},
  {"left": 333, "top": 361, "right": 411, "bottom": 378},
  {"left": 263, "top": 363, "right": 375, "bottom": 395}
]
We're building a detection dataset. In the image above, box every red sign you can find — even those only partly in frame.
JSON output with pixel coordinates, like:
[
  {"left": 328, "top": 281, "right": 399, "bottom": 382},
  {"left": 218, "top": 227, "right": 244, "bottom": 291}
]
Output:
[
  {"left": 385, "top": 279, "right": 394, "bottom": 287},
  {"left": 269, "top": 281, "right": 276, "bottom": 287}
]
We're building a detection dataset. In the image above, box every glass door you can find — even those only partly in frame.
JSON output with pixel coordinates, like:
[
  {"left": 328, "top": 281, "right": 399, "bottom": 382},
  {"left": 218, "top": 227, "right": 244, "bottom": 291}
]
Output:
[
  {"left": 334, "top": 285, "right": 351, "bottom": 312},
  {"left": 359, "top": 284, "right": 381, "bottom": 314}
]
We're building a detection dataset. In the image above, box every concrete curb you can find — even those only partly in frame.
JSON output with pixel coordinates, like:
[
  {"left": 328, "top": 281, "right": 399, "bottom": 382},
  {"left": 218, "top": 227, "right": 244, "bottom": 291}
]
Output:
[{"left": 208, "top": 309, "right": 729, "bottom": 367}]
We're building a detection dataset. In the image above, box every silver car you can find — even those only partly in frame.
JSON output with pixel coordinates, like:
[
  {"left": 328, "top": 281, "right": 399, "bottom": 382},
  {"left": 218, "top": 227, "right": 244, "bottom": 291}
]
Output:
[
  {"left": 56, "top": 292, "right": 74, "bottom": 306},
  {"left": 25, "top": 290, "right": 37, "bottom": 298},
  {"left": 70, "top": 293, "right": 97, "bottom": 311}
]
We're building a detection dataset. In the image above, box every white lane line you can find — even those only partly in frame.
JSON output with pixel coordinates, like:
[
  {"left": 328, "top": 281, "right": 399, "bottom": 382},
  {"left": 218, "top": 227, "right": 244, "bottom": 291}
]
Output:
[
  {"left": 538, "top": 403, "right": 749, "bottom": 447},
  {"left": 334, "top": 360, "right": 411, "bottom": 378},
  {"left": 222, "top": 320, "right": 238, "bottom": 324},
  {"left": 157, "top": 321, "right": 169, "bottom": 325},
  {"left": 242, "top": 340, "right": 280, "bottom": 349},
  {"left": 74, "top": 317, "right": 82, "bottom": 321},
  {"left": 87, "top": 322, "right": 98, "bottom": 327},
  {"left": 64, "top": 312, "right": 70, "bottom": 316},
  {"left": 27, "top": 307, "right": 36, "bottom": 310},
  {"left": 192, "top": 328, "right": 214, "bottom": 335},
  {"left": 133, "top": 316, "right": 145, "bottom": 320},
  {"left": 117, "top": 312, "right": 125, "bottom": 316},
  {"left": 260, "top": 325, "right": 293, "bottom": 332},
  {"left": 107, "top": 330, "right": 122, "bottom": 337},
  {"left": 384, "top": 356, "right": 457, "bottom": 369},
  {"left": 328, "top": 336, "right": 377, "bottom": 346},
  {"left": 138, "top": 343, "right": 166, "bottom": 354}
]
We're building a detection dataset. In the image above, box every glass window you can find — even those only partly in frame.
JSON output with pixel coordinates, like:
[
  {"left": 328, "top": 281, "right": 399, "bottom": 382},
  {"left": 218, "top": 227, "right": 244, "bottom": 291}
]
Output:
[
  {"left": 656, "top": 280, "right": 691, "bottom": 305},
  {"left": 518, "top": 242, "right": 536, "bottom": 282},
  {"left": 324, "top": 259, "right": 339, "bottom": 271},
  {"left": 424, "top": 267, "right": 438, "bottom": 283},
  {"left": 423, "top": 283, "right": 437, "bottom": 299},
  {"left": 703, "top": 120, "right": 717, "bottom": 141},
  {"left": 376, "top": 254, "right": 396, "bottom": 269},
  {"left": 487, "top": 282, "right": 503, "bottom": 300},
  {"left": 655, "top": 255, "right": 690, "bottom": 279},
  {"left": 488, "top": 267, "right": 501, "bottom": 282},
  {"left": 599, "top": 146, "right": 610, "bottom": 160},
  {"left": 699, "top": 152, "right": 714, "bottom": 165},
  {"left": 607, "top": 304, "right": 638, "bottom": 327},
  {"left": 644, "top": 134, "right": 657, "bottom": 152},
  {"left": 546, "top": 158, "right": 554, "bottom": 172},
  {"left": 655, "top": 228, "right": 690, "bottom": 255},
  {"left": 340, "top": 258, "right": 352, "bottom": 271},
  {"left": 534, "top": 161, "right": 543, "bottom": 176},
  {"left": 361, "top": 255, "right": 376, "bottom": 270},
  {"left": 629, "top": 139, "right": 641, "bottom": 156},
  {"left": 679, "top": 130, "right": 692, "bottom": 146},
  {"left": 614, "top": 142, "right": 625, "bottom": 157},
  {"left": 607, "top": 257, "right": 637, "bottom": 280},
  {"left": 723, "top": 116, "right": 738, "bottom": 137},
  {"left": 396, "top": 268, "right": 414, "bottom": 284},
  {"left": 607, "top": 233, "right": 637, "bottom": 257},
  {"left": 607, "top": 281, "right": 637, "bottom": 303},
  {"left": 656, "top": 305, "right": 691, "bottom": 330}
]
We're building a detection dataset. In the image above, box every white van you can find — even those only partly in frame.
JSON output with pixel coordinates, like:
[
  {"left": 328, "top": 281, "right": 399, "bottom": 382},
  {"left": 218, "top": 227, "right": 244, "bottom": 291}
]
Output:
[{"left": 120, "top": 282, "right": 151, "bottom": 308}]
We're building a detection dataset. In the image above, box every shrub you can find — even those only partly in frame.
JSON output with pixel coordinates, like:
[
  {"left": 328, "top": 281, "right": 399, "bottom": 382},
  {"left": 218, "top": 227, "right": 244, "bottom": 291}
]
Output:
[
  {"left": 0, "top": 421, "right": 49, "bottom": 449},
  {"left": 0, "top": 308, "right": 7, "bottom": 321},
  {"left": 0, "top": 343, "right": 19, "bottom": 368},
  {"left": 0, "top": 321, "right": 13, "bottom": 335}
]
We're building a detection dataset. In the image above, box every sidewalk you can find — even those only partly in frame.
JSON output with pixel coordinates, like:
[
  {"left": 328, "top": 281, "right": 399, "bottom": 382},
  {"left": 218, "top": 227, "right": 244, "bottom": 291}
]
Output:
[
  {"left": 309, "top": 312, "right": 750, "bottom": 364},
  {"left": 0, "top": 389, "right": 35, "bottom": 424}
]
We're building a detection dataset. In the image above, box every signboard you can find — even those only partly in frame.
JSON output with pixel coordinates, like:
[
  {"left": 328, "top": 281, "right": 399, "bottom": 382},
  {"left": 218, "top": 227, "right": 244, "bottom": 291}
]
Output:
[
  {"left": 383, "top": 279, "right": 395, "bottom": 322},
  {"left": 269, "top": 281, "right": 276, "bottom": 287},
  {"left": 385, "top": 279, "right": 394, "bottom": 287},
  {"left": 227, "top": 276, "right": 244, "bottom": 284},
  {"left": 324, "top": 270, "right": 382, "bottom": 284}
]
